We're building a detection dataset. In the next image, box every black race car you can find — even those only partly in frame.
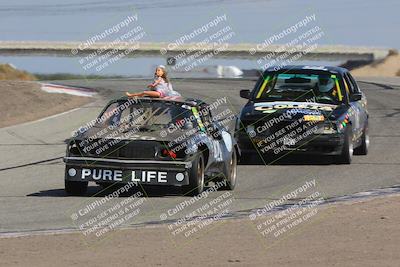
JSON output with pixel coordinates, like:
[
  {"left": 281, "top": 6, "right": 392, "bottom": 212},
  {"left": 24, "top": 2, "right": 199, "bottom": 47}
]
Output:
[
  {"left": 237, "top": 65, "right": 369, "bottom": 164},
  {"left": 64, "top": 97, "right": 239, "bottom": 196}
]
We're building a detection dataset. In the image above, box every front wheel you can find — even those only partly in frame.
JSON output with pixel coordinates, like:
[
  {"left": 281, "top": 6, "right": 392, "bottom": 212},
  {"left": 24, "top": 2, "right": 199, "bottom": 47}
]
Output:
[
  {"left": 65, "top": 180, "right": 88, "bottom": 196},
  {"left": 221, "top": 149, "right": 238, "bottom": 190},
  {"left": 354, "top": 125, "right": 369, "bottom": 155},
  {"left": 335, "top": 127, "right": 353, "bottom": 164},
  {"left": 185, "top": 154, "right": 205, "bottom": 196}
]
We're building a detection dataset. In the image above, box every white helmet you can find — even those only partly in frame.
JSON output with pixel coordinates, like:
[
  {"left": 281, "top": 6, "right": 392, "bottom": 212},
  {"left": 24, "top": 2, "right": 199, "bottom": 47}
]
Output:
[{"left": 319, "top": 78, "right": 335, "bottom": 93}]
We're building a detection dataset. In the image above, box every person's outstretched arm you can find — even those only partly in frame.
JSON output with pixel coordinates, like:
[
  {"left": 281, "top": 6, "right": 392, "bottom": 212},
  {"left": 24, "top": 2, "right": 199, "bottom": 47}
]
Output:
[{"left": 147, "top": 77, "right": 162, "bottom": 88}]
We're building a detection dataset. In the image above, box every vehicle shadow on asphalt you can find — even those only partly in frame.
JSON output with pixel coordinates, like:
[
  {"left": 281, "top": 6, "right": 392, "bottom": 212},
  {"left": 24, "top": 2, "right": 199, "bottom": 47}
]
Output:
[
  {"left": 238, "top": 153, "right": 337, "bottom": 165},
  {"left": 26, "top": 184, "right": 219, "bottom": 198}
]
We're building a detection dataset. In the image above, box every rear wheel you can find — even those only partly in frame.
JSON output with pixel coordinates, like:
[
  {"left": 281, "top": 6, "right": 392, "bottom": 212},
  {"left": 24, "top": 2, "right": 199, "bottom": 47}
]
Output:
[
  {"left": 354, "top": 125, "right": 369, "bottom": 155},
  {"left": 65, "top": 180, "right": 88, "bottom": 196},
  {"left": 185, "top": 154, "right": 205, "bottom": 196},
  {"left": 221, "top": 149, "right": 238, "bottom": 190},
  {"left": 335, "top": 127, "right": 353, "bottom": 164}
]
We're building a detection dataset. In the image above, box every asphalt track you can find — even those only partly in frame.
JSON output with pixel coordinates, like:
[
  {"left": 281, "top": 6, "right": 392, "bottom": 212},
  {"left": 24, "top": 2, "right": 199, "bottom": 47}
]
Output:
[{"left": 0, "top": 78, "right": 399, "bottom": 234}]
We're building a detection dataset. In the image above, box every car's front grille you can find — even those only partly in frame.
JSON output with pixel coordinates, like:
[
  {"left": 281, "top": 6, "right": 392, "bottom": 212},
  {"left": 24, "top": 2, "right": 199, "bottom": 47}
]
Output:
[
  {"left": 119, "top": 141, "right": 158, "bottom": 159},
  {"left": 73, "top": 139, "right": 159, "bottom": 159}
]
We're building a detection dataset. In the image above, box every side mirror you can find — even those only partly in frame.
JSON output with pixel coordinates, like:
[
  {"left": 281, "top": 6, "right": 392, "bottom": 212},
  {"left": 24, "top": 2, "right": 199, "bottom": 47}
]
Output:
[
  {"left": 350, "top": 93, "right": 362, "bottom": 101},
  {"left": 240, "top": 90, "right": 251, "bottom": 99}
]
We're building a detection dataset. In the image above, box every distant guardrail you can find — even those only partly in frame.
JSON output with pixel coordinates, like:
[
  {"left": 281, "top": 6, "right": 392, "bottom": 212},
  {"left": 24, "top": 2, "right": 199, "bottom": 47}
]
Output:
[{"left": 0, "top": 41, "right": 392, "bottom": 63}]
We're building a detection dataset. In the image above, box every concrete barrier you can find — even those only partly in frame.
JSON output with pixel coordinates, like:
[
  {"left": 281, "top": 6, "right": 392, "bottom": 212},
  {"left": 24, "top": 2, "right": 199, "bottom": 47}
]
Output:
[{"left": 0, "top": 41, "right": 392, "bottom": 62}]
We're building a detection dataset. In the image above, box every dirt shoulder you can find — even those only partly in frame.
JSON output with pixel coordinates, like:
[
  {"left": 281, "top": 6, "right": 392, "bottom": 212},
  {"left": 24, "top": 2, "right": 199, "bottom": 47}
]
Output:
[
  {"left": 0, "top": 194, "right": 399, "bottom": 267},
  {"left": 352, "top": 53, "right": 400, "bottom": 77},
  {"left": 0, "top": 81, "right": 91, "bottom": 128}
]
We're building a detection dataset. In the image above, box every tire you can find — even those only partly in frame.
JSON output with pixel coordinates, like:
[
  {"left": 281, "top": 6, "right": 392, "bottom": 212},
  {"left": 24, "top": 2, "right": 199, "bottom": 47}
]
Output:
[
  {"left": 221, "top": 149, "right": 238, "bottom": 190},
  {"left": 65, "top": 180, "right": 88, "bottom": 196},
  {"left": 185, "top": 154, "right": 205, "bottom": 196},
  {"left": 335, "top": 127, "right": 353, "bottom": 164},
  {"left": 354, "top": 125, "right": 369, "bottom": 155},
  {"left": 238, "top": 151, "right": 250, "bottom": 164}
]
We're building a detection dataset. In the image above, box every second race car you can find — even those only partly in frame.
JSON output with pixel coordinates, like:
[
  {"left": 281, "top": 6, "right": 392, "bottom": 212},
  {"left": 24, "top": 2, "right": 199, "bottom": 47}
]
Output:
[{"left": 237, "top": 65, "right": 369, "bottom": 164}]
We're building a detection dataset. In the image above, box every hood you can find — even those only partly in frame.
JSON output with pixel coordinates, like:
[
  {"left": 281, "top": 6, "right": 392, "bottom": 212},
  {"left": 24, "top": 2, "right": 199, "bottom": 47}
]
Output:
[
  {"left": 241, "top": 101, "right": 347, "bottom": 121},
  {"left": 75, "top": 124, "right": 198, "bottom": 143}
]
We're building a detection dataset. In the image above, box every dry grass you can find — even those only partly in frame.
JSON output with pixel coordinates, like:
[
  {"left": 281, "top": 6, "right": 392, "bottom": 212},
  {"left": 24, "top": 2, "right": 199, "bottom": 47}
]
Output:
[
  {"left": 0, "top": 64, "right": 36, "bottom": 81},
  {"left": 0, "top": 80, "right": 91, "bottom": 128},
  {"left": 351, "top": 52, "right": 400, "bottom": 77}
]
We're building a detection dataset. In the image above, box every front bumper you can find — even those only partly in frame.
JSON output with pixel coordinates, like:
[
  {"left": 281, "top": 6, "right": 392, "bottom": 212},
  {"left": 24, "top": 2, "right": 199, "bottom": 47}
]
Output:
[
  {"left": 64, "top": 156, "right": 191, "bottom": 186},
  {"left": 237, "top": 132, "right": 345, "bottom": 155}
]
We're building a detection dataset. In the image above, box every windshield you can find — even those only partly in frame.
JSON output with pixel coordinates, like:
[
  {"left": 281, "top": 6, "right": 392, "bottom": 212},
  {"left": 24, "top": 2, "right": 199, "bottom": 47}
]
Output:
[
  {"left": 97, "top": 101, "right": 198, "bottom": 129},
  {"left": 253, "top": 72, "right": 345, "bottom": 104}
]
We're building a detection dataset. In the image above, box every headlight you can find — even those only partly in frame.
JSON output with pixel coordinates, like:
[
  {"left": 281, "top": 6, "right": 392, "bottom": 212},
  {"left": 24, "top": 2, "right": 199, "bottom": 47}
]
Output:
[{"left": 67, "top": 141, "right": 80, "bottom": 155}]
